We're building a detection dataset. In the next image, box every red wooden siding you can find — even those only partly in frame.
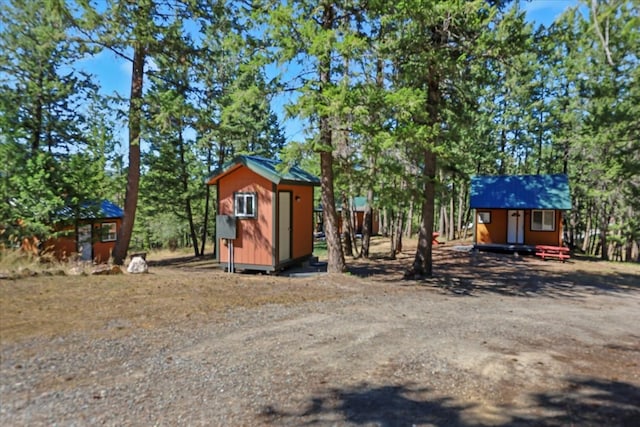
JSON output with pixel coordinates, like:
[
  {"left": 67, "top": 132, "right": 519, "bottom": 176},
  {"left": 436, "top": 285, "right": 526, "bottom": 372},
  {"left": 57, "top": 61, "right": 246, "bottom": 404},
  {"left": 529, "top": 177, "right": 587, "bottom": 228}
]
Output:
[
  {"left": 475, "top": 209, "right": 563, "bottom": 246},
  {"left": 475, "top": 209, "right": 507, "bottom": 244},
  {"left": 523, "top": 210, "right": 563, "bottom": 246},
  {"left": 46, "top": 219, "right": 121, "bottom": 263},
  {"left": 218, "top": 167, "right": 274, "bottom": 266}
]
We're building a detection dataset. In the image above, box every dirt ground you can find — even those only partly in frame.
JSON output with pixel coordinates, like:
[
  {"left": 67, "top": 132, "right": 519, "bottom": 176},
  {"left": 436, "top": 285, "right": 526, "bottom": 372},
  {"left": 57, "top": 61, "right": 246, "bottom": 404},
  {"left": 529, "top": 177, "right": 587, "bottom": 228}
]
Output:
[{"left": 1, "top": 239, "right": 639, "bottom": 426}]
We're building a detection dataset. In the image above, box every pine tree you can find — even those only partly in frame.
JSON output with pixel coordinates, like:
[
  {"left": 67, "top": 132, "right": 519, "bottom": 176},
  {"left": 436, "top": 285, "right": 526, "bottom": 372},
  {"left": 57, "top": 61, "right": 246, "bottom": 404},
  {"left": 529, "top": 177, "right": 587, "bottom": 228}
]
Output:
[{"left": 0, "top": 0, "right": 103, "bottom": 243}]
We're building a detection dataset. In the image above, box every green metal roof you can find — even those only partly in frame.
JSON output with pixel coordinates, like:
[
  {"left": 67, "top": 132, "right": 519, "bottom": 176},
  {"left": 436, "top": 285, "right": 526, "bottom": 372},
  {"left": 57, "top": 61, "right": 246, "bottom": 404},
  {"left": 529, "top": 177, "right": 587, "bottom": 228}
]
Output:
[
  {"left": 470, "top": 174, "right": 572, "bottom": 210},
  {"left": 317, "top": 196, "right": 373, "bottom": 212},
  {"left": 207, "top": 155, "right": 320, "bottom": 186}
]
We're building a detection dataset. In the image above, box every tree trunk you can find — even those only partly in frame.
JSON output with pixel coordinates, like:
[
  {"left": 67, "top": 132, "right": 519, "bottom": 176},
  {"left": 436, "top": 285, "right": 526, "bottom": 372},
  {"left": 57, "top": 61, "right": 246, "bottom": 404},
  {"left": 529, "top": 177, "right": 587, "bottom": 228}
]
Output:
[
  {"left": 463, "top": 205, "right": 472, "bottom": 240},
  {"left": 200, "top": 145, "right": 212, "bottom": 255},
  {"left": 498, "top": 127, "right": 506, "bottom": 175},
  {"left": 442, "top": 203, "right": 449, "bottom": 238},
  {"left": 581, "top": 208, "right": 592, "bottom": 253},
  {"left": 178, "top": 125, "right": 199, "bottom": 257},
  {"left": 381, "top": 207, "right": 389, "bottom": 237},
  {"left": 390, "top": 211, "right": 403, "bottom": 258},
  {"left": 448, "top": 183, "right": 455, "bottom": 241},
  {"left": 341, "top": 193, "right": 353, "bottom": 257},
  {"left": 349, "top": 199, "right": 360, "bottom": 258},
  {"left": 600, "top": 208, "right": 609, "bottom": 261},
  {"left": 456, "top": 183, "right": 466, "bottom": 239},
  {"left": 320, "top": 151, "right": 345, "bottom": 272},
  {"left": 405, "top": 199, "right": 414, "bottom": 238},
  {"left": 412, "top": 150, "right": 436, "bottom": 277},
  {"left": 318, "top": 2, "right": 345, "bottom": 273},
  {"left": 590, "top": 212, "right": 600, "bottom": 256},
  {"left": 361, "top": 188, "right": 374, "bottom": 258},
  {"left": 361, "top": 58, "right": 382, "bottom": 258},
  {"left": 112, "top": 42, "right": 145, "bottom": 265},
  {"left": 32, "top": 71, "right": 43, "bottom": 153}
]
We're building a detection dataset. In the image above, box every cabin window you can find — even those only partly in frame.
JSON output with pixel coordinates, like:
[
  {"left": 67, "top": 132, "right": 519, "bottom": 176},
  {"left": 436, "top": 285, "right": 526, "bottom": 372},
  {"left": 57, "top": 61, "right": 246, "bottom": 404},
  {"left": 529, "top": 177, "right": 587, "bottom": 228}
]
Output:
[
  {"left": 531, "top": 210, "right": 555, "bottom": 231},
  {"left": 101, "top": 222, "right": 117, "bottom": 242},
  {"left": 477, "top": 211, "right": 491, "bottom": 224},
  {"left": 235, "top": 192, "right": 256, "bottom": 218}
]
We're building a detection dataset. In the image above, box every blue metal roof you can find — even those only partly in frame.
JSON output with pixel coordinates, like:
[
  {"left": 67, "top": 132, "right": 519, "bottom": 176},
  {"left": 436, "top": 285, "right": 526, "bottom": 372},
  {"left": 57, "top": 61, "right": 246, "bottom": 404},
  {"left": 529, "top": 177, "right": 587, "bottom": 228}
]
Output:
[
  {"left": 92, "top": 200, "right": 124, "bottom": 218},
  {"left": 58, "top": 200, "right": 124, "bottom": 220},
  {"left": 470, "top": 174, "right": 572, "bottom": 210}
]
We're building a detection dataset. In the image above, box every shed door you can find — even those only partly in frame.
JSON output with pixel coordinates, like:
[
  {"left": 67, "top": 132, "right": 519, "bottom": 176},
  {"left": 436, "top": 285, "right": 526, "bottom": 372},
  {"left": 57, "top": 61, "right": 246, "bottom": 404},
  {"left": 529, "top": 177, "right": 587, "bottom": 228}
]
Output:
[
  {"left": 507, "top": 210, "right": 524, "bottom": 244},
  {"left": 77, "top": 224, "right": 92, "bottom": 261},
  {"left": 278, "top": 192, "right": 292, "bottom": 262}
]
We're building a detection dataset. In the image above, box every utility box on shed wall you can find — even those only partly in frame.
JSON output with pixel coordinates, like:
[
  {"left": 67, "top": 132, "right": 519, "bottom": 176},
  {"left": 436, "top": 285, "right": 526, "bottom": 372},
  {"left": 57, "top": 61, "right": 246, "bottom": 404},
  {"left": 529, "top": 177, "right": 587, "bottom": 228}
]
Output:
[{"left": 216, "top": 215, "right": 237, "bottom": 240}]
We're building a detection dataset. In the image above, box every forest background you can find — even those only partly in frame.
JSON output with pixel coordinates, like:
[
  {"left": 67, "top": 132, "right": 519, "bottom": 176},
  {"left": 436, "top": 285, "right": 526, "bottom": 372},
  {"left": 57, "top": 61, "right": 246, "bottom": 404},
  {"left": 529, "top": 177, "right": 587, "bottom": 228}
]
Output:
[{"left": 1, "top": 0, "right": 638, "bottom": 274}]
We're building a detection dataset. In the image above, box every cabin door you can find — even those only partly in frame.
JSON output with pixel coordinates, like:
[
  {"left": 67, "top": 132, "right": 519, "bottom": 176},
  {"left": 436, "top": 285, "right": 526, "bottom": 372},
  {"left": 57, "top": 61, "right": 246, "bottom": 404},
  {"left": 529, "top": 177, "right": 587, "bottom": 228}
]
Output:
[
  {"left": 507, "top": 210, "right": 524, "bottom": 244},
  {"left": 77, "top": 224, "right": 92, "bottom": 261},
  {"left": 278, "top": 191, "right": 292, "bottom": 262}
]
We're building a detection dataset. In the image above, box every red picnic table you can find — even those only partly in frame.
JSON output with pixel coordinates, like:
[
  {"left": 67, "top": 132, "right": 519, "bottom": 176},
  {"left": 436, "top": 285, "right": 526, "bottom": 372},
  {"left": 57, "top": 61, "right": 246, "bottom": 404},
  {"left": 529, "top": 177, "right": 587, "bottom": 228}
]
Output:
[
  {"left": 535, "top": 245, "right": 570, "bottom": 262},
  {"left": 433, "top": 232, "right": 443, "bottom": 246}
]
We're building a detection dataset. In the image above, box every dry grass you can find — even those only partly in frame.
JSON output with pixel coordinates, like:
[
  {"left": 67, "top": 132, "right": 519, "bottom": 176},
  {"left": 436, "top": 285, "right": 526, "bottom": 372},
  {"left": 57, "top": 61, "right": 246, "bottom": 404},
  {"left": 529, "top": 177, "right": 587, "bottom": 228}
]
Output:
[
  {"left": 2, "top": 237, "right": 639, "bottom": 346},
  {"left": 0, "top": 249, "right": 52, "bottom": 275},
  {"left": 0, "top": 268, "right": 354, "bottom": 344}
]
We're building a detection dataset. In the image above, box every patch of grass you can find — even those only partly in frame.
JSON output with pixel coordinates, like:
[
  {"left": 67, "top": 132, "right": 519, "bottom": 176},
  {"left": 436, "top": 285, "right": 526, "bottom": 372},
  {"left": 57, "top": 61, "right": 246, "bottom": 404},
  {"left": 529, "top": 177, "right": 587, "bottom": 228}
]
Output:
[
  {"left": 0, "top": 248, "right": 76, "bottom": 278},
  {"left": 0, "top": 248, "right": 39, "bottom": 270},
  {"left": 313, "top": 239, "right": 328, "bottom": 259},
  {"left": 0, "top": 268, "right": 353, "bottom": 343}
]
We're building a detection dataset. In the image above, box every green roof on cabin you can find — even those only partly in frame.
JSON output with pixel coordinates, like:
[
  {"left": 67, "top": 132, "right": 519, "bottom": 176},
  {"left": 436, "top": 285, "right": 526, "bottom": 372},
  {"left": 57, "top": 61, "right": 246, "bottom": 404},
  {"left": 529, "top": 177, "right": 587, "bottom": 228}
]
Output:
[
  {"left": 470, "top": 174, "right": 572, "bottom": 210},
  {"left": 207, "top": 155, "right": 320, "bottom": 186}
]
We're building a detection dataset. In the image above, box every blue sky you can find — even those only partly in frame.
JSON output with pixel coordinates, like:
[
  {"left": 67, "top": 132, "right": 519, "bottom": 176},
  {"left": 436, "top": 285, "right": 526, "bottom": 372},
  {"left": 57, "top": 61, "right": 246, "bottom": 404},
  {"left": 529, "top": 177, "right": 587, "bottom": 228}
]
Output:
[
  {"left": 522, "top": 0, "right": 579, "bottom": 21},
  {"left": 80, "top": 1, "right": 579, "bottom": 148}
]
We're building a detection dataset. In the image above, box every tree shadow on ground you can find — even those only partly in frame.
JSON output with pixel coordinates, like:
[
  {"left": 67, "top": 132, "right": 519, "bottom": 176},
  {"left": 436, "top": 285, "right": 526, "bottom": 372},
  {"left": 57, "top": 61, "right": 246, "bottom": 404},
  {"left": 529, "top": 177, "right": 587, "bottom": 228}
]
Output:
[
  {"left": 147, "top": 254, "right": 221, "bottom": 270},
  {"left": 259, "top": 377, "right": 640, "bottom": 426},
  {"left": 505, "top": 377, "right": 640, "bottom": 427},
  {"left": 260, "top": 383, "right": 472, "bottom": 426},
  {"left": 348, "top": 248, "right": 639, "bottom": 298}
]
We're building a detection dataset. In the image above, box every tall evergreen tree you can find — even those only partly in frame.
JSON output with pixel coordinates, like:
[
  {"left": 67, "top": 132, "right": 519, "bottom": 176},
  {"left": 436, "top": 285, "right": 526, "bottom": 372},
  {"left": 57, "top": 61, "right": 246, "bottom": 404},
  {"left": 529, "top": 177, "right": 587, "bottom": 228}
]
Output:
[
  {"left": 377, "top": 0, "right": 506, "bottom": 277},
  {"left": 266, "top": 0, "right": 377, "bottom": 272},
  {"left": 0, "top": 0, "right": 104, "bottom": 243}
]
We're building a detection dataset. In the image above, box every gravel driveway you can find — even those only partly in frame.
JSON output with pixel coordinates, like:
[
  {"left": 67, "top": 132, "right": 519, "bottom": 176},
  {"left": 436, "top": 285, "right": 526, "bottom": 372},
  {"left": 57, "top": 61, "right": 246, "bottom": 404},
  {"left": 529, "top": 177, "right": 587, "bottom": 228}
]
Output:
[{"left": 2, "top": 255, "right": 640, "bottom": 426}]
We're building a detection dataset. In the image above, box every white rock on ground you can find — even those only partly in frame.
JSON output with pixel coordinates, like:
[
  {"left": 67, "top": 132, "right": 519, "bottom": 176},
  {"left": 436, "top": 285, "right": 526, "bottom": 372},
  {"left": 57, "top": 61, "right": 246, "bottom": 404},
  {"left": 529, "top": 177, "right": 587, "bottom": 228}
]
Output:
[{"left": 127, "top": 256, "right": 148, "bottom": 274}]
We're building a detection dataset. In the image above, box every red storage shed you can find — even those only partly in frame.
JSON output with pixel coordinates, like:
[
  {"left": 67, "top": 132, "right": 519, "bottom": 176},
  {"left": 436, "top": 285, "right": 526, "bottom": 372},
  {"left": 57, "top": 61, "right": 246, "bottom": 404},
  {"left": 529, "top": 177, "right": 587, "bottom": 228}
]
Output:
[{"left": 207, "top": 155, "right": 320, "bottom": 272}]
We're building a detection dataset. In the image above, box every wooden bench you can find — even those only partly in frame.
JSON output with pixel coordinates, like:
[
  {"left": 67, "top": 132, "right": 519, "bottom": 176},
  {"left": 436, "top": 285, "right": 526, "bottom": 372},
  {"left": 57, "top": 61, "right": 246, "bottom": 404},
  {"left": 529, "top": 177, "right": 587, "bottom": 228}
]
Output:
[{"left": 535, "top": 245, "right": 570, "bottom": 262}]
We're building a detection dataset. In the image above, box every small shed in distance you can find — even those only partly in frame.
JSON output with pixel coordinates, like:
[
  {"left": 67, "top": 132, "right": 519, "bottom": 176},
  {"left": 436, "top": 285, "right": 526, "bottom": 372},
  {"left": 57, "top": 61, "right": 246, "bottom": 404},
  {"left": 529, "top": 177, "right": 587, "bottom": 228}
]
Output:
[
  {"left": 207, "top": 155, "right": 320, "bottom": 272},
  {"left": 345, "top": 196, "right": 379, "bottom": 235},
  {"left": 470, "top": 174, "right": 572, "bottom": 248},
  {"left": 319, "top": 196, "right": 379, "bottom": 236},
  {"left": 47, "top": 200, "right": 124, "bottom": 263}
]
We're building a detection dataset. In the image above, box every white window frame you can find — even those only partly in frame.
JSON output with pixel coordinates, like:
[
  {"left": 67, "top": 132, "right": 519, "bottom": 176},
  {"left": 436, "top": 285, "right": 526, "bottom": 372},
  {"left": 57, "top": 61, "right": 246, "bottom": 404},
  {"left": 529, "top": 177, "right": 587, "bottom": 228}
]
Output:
[
  {"left": 101, "top": 222, "right": 117, "bottom": 242},
  {"left": 477, "top": 211, "right": 491, "bottom": 224},
  {"left": 234, "top": 192, "right": 257, "bottom": 218},
  {"left": 531, "top": 210, "right": 555, "bottom": 231}
]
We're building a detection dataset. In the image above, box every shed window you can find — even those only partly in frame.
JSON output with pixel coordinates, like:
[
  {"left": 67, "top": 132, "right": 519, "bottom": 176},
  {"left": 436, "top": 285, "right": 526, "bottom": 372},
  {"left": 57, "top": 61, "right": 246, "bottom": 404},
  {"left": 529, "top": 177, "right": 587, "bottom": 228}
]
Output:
[
  {"left": 235, "top": 193, "right": 256, "bottom": 218},
  {"left": 531, "top": 210, "right": 555, "bottom": 231},
  {"left": 101, "top": 222, "right": 117, "bottom": 242},
  {"left": 477, "top": 211, "right": 491, "bottom": 224}
]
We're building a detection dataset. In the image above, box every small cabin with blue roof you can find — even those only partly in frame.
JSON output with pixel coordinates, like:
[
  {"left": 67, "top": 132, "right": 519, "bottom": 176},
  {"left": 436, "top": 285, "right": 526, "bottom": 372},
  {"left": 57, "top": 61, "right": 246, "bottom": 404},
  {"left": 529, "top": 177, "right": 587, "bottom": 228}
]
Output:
[
  {"left": 470, "top": 174, "right": 572, "bottom": 248},
  {"left": 207, "top": 155, "right": 320, "bottom": 272},
  {"left": 48, "top": 200, "right": 124, "bottom": 263}
]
